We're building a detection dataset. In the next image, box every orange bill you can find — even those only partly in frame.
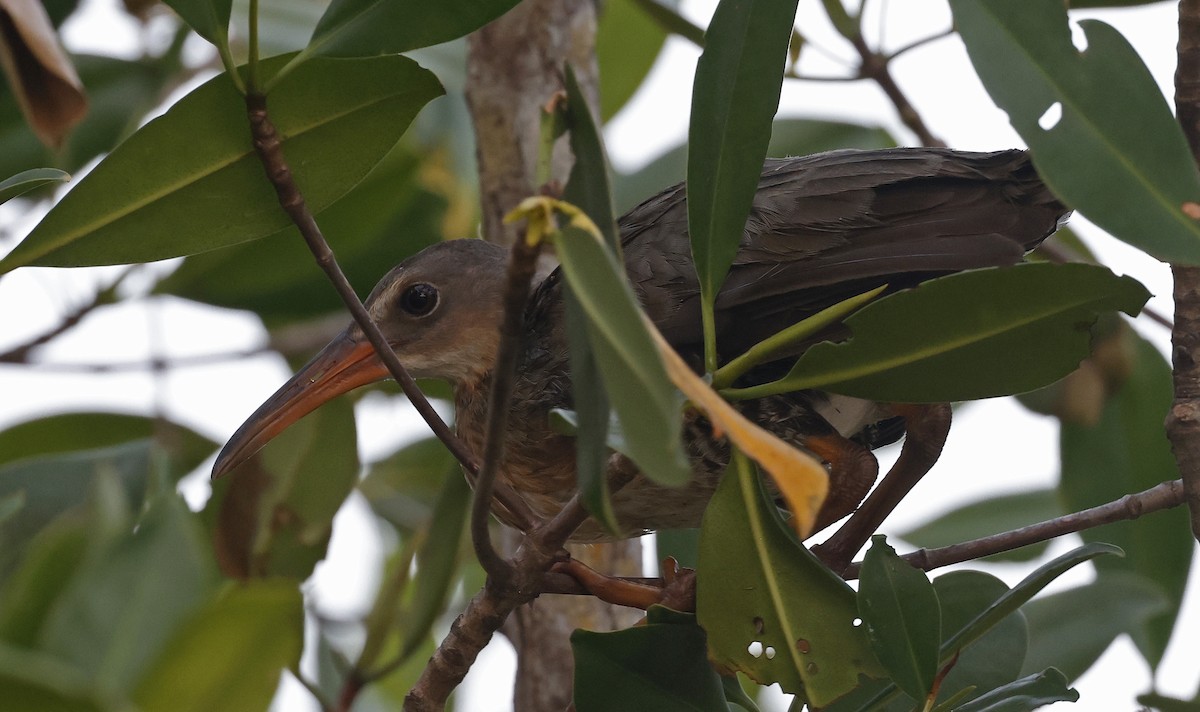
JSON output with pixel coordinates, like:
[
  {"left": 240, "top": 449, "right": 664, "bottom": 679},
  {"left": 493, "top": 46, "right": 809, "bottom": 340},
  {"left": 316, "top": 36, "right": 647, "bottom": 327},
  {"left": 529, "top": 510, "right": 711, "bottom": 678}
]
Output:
[{"left": 211, "top": 331, "right": 388, "bottom": 479}]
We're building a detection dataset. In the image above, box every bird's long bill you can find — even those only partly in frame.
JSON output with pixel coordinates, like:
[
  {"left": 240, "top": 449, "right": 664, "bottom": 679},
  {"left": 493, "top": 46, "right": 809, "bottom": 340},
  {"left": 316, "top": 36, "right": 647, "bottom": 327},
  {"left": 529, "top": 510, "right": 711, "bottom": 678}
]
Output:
[{"left": 211, "top": 331, "right": 388, "bottom": 479}]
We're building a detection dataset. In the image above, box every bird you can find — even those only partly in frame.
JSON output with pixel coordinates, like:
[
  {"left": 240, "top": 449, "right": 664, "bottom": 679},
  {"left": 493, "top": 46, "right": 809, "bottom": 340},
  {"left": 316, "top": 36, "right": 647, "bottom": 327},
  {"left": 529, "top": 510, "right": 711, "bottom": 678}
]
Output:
[{"left": 212, "top": 147, "right": 1068, "bottom": 543}]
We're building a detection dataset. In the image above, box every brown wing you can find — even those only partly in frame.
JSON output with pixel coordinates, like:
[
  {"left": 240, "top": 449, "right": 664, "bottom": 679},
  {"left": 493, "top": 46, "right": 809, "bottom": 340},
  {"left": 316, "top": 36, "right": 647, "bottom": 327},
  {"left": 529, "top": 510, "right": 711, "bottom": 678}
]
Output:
[{"left": 616, "top": 147, "right": 1068, "bottom": 362}]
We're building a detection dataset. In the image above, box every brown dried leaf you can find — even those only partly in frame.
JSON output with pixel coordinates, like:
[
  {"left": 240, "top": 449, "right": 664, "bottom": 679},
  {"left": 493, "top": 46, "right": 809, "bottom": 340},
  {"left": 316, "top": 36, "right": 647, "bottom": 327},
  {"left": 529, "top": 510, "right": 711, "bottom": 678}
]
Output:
[{"left": 0, "top": 0, "right": 87, "bottom": 148}]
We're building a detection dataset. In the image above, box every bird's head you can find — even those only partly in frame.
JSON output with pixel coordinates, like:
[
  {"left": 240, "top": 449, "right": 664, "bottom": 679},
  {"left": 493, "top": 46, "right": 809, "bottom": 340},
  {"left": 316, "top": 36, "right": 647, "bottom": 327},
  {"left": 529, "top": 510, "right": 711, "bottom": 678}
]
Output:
[{"left": 211, "top": 239, "right": 508, "bottom": 478}]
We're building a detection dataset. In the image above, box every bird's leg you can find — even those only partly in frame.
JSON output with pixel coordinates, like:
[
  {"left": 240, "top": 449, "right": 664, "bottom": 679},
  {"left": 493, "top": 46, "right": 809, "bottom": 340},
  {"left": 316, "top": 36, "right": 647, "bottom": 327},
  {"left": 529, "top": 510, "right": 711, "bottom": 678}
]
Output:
[
  {"left": 803, "top": 431, "right": 880, "bottom": 534},
  {"left": 813, "top": 403, "right": 953, "bottom": 574}
]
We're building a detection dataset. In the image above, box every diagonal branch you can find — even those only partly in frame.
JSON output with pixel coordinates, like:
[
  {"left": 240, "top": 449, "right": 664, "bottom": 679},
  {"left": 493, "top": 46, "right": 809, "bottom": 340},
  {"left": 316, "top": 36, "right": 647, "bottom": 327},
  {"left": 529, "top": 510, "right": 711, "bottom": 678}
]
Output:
[
  {"left": 851, "top": 33, "right": 945, "bottom": 148},
  {"left": 0, "top": 267, "right": 130, "bottom": 363},
  {"left": 842, "top": 479, "right": 1187, "bottom": 579},
  {"left": 470, "top": 232, "right": 543, "bottom": 581}
]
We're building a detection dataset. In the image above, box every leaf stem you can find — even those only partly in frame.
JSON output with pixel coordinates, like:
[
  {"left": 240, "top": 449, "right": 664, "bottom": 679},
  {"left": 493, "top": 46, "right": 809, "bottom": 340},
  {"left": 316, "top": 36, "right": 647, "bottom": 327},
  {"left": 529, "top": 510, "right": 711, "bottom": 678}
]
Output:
[
  {"left": 246, "top": 0, "right": 261, "bottom": 92},
  {"left": 702, "top": 297, "right": 718, "bottom": 374},
  {"left": 842, "top": 479, "right": 1187, "bottom": 579},
  {"left": 712, "top": 286, "right": 885, "bottom": 389}
]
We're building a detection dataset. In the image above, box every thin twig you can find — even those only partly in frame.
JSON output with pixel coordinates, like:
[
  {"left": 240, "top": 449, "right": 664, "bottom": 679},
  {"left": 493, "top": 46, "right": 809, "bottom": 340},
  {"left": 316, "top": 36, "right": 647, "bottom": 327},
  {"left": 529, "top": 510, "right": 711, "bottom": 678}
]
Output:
[
  {"left": 784, "top": 70, "right": 867, "bottom": 83},
  {"left": 470, "top": 234, "right": 544, "bottom": 582},
  {"left": 885, "top": 27, "right": 954, "bottom": 62},
  {"left": 242, "top": 91, "right": 536, "bottom": 532},
  {"left": 841, "top": 479, "right": 1187, "bottom": 579},
  {"left": 0, "top": 268, "right": 131, "bottom": 363},
  {"left": 849, "top": 35, "right": 945, "bottom": 147}
]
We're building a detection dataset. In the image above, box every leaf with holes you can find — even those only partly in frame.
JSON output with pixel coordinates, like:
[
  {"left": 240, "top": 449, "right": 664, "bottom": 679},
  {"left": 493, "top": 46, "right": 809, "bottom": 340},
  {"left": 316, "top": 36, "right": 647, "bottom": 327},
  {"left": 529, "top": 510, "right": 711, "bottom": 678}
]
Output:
[
  {"left": 858, "top": 536, "right": 941, "bottom": 703},
  {"left": 698, "top": 451, "right": 883, "bottom": 706},
  {"left": 952, "top": 0, "right": 1200, "bottom": 264}
]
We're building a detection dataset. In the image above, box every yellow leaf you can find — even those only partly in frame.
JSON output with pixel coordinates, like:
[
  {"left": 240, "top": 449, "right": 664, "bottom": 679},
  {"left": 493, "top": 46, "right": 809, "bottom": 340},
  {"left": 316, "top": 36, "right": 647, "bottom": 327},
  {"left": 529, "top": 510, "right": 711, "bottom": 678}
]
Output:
[{"left": 648, "top": 324, "right": 829, "bottom": 537}]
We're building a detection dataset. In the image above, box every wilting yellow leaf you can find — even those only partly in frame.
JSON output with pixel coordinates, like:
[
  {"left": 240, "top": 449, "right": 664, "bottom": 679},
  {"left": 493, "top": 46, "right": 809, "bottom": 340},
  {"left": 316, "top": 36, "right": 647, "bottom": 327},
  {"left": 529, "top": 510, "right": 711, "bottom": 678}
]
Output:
[
  {"left": 648, "top": 325, "right": 829, "bottom": 537},
  {"left": 0, "top": 0, "right": 87, "bottom": 148}
]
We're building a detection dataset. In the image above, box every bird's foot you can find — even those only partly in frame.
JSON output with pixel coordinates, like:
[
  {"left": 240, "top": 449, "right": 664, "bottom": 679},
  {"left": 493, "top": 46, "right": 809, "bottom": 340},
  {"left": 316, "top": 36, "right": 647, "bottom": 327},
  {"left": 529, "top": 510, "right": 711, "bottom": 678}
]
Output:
[
  {"left": 548, "top": 556, "right": 696, "bottom": 612},
  {"left": 813, "top": 402, "right": 953, "bottom": 574}
]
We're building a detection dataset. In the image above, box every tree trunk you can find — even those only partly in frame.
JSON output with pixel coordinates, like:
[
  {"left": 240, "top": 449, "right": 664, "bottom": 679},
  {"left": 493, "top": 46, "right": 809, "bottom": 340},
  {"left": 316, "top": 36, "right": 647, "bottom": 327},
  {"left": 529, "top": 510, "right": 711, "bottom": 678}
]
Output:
[
  {"left": 1170, "top": 0, "right": 1200, "bottom": 543},
  {"left": 465, "top": 1, "right": 645, "bottom": 709}
]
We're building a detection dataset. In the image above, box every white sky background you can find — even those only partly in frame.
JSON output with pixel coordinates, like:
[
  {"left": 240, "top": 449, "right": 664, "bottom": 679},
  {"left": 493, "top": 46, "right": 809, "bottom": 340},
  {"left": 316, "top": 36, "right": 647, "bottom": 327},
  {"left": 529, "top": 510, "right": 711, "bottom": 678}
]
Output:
[{"left": 0, "top": 0, "right": 1197, "bottom": 710}]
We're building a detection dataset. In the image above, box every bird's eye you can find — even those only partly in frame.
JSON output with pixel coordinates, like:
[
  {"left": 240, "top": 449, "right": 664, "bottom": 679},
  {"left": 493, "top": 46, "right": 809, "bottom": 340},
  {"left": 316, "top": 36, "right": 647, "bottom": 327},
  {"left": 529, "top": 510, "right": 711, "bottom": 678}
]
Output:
[{"left": 399, "top": 283, "right": 439, "bottom": 316}]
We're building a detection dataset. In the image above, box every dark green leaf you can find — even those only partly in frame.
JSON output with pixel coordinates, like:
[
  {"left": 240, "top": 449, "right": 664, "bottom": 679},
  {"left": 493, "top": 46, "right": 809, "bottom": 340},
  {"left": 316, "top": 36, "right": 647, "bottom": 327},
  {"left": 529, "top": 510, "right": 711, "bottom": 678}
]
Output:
[
  {"left": 596, "top": 0, "right": 670, "bottom": 121},
  {"left": 206, "top": 396, "right": 358, "bottom": 579},
  {"left": 952, "top": 0, "right": 1200, "bottom": 264},
  {"left": 398, "top": 472, "right": 470, "bottom": 660},
  {"left": 899, "top": 489, "right": 1063, "bottom": 563},
  {"left": 0, "top": 643, "right": 127, "bottom": 712},
  {"left": 722, "top": 674, "right": 761, "bottom": 712},
  {"left": 563, "top": 63, "right": 623, "bottom": 532},
  {"left": 133, "top": 581, "right": 303, "bottom": 712},
  {"left": 824, "top": 573, "right": 1022, "bottom": 712},
  {"left": 933, "top": 572, "right": 1027, "bottom": 707},
  {"left": 0, "top": 168, "right": 69, "bottom": 203},
  {"left": 615, "top": 118, "right": 892, "bottom": 213},
  {"left": 1059, "top": 334, "right": 1192, "bottom": 667},
  {"left": 37, "top": 492, "right": 218, "bottom": 690},
  {"left": 688, "top": 0, "right": 799, "bottom": 362},
  {"left": 358, "top": 436, "right": 456, "bottom": 535},
  {"left": 953, "top": 668, "right": 1078, "bottom": 712},
  {"left": 0, "top": 441, "right": 154, "bottom": 573},
  {"left": 0, "top": 411, "right": 215, "bottom": 473},
  {"left": 0, "top": 492, "right": 23, "bottom": 526},
  {"left": 732, "top": 263, "right": 1149, "bottom": 403},
  {"left": 572, "top": 611, "right": 727, "bottom": 711},
  {"left": 0, "top": 510, "right": 93, "bottom": 647},
  {"left": 858, "top": 536, "right": 941, "bottom": 702},
  {"left": 1069, "top": 0, "right": 1170, "bottom": 6},
  {"left": 306, "top": 0, "right": 521, "bottom": 59},
  {"left": 554, "top": 224, "right": 690, "bottom": 486},
  {"left": 941, "top": 543, "right": 1120, "bottom": 658},
  {"left": 832, "top": 550, "right": 1106, "bottom": 712},
  {"left": 162, "top": 0, "right": 233, "bottom": 51},
  {"left": 697, "top": 452, "right": 883, "bottom": 706},
  {"left": 0, "top": 54, "right": 442, "bottom": 272},
  {"left": 1021, "top": 572, "right": 1169, "bottom": 682},
  {"left": 155, "top": 144, "right": 446, "bottom": 325},
  {"left": 657, "top": 528, "right": 700, "bottom": 570},
  {"left": 1138, "top": 691, "right": 1200, "bottom": 712}
]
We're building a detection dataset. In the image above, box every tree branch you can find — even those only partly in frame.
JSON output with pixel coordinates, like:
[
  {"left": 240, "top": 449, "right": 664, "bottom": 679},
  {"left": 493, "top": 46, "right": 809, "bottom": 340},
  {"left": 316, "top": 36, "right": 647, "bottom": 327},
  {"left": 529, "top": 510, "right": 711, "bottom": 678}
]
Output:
[
  {"left": 849, "top": 34, "right": 945, "bottom": 148},
  {"left": 0, "top": 267, "right": 129, "bottom": 363},
  {"left": 1168, "top": 0, "right": 1200, "bottom": 542},
  {"left": 470, "top": 232, "right": 543, "bottom": 581},
  {"left": 842, "top": 479, "right": 1188, "bottom": 579}
]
